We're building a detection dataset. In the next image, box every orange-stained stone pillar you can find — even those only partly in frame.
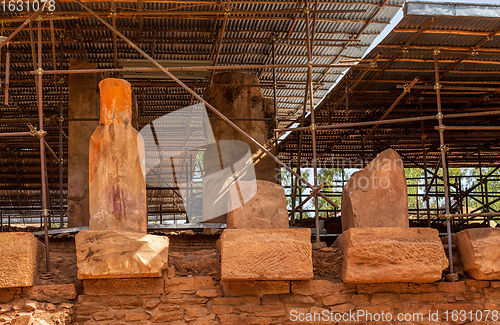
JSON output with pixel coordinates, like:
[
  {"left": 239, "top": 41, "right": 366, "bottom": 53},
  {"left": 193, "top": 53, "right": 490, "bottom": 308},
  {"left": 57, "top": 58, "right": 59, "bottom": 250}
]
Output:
[{"left": 88, "top": 78, "right": 147, "bottom": 233}]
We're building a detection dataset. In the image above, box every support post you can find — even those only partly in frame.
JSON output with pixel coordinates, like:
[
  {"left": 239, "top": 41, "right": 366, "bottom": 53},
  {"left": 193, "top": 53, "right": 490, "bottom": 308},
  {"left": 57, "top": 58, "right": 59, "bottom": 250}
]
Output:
[
  {"left": 58, "top": 33, "right": 64, "bottom": 228},
  {"left": 434, "top": 50, "right": 453, "bottom": 275},
  {"left": 37, "top": 15, "right": 51, "bottom": 273}
]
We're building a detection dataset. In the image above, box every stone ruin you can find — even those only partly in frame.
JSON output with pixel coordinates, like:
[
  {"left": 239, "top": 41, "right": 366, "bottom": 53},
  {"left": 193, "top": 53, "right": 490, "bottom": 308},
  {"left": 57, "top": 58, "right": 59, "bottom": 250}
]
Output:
[
  {"left": 75, "top": 77, "right": 312, "bottom": 283},
  {"left": 221, "top": 180, "right": 313, "bottom": 281},
  {"left": 1, "top": 77, "right": 500, "bottom": 324},
  {"left": 75, "top": 78, "right": 169, "bottom": 279},
  {"left": 336, "top": 148, "right": 449, "bottom": 283}
]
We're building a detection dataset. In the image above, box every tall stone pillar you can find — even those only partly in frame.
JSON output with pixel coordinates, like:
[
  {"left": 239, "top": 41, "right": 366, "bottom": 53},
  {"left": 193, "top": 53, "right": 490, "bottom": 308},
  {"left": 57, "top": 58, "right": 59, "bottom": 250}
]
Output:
[
  {"left": 67, "top": 58, "right": 99, "bottom": 228},
  {"left": 89, "top": 78, "right": 147, "bottom": 233},
  {"left": 204, "top": 72, "right": 278, "bottom": 183}
]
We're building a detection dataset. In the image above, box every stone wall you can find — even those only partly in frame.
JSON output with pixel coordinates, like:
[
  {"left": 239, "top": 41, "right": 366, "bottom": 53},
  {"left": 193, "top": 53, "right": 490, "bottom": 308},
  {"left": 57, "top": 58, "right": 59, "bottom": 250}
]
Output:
[
  {"left": 71, "top": 272, "right": 500, "bottom": 324},
  {"left": 0, "top": 256, "right": 499, "bottom": 324}
]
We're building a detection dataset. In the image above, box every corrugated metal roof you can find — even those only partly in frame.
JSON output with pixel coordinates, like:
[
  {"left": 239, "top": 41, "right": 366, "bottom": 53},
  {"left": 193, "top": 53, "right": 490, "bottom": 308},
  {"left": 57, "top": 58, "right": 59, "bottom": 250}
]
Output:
[
  {"left": 0, "top": 0, "right": 405, "bottom": 218},
  {"left": 279, "top": 1, "right": 500, "bottom": 170}
]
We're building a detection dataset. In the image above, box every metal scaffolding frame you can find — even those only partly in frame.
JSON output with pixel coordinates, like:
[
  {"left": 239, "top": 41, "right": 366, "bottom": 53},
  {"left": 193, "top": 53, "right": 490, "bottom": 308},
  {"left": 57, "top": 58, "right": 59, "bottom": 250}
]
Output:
[{"left": 0, "top": 1, "right": 499, "bottom": 279}]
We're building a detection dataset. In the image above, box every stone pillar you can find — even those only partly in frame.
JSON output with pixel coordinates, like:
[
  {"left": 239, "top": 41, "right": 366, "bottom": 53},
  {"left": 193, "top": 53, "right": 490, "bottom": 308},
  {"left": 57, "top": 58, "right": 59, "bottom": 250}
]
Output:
[
  {"left": 204, "top": 72, "right": 278, "bottom": 183},
  {"left": 67, "top": 58, "right": 99, "bottom": 228},
  {"left": 88, "top": 78, "right": 147, "bottom": 233}
]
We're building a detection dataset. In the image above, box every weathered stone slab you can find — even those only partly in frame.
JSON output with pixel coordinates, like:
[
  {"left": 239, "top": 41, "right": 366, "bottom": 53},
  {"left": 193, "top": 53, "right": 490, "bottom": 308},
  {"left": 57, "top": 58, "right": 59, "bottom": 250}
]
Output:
[
  {"left": 456, "top": 228, "right": 500, "bottom": 280},
  {"left": 89, "top": 78, "right": 147, "bottom": 233},
  {"left": 25, "top": 284, "right": 77, "bottom": 303},
  {"left": 227, "top": 180, "right": 288, "bottom": 229},
  {"left": 221, "top": 229, "right": 312, "bottom": 281},
  {"left": 337, "top": 227, "right": 448, "bottom": 283},
  {"left": 76, "top": 230, "right": 169, "bottom": 279},
  {"left": 341, "top": 148, "right": 409, "bottom": 231},
  {"left": 0, "top": 233, "right": 39, "bottom": 288}
]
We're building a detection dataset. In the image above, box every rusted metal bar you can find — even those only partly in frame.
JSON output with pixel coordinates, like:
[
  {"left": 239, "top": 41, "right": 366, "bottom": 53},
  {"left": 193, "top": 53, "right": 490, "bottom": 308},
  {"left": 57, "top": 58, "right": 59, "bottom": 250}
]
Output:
[
  {"left": 288, "top": 183, "right": 325, "bottom": 217},
  {"left": 397, "top": 84, "right": 500, "bottom": 93},
  {"left": 364, "top": 77, "right": 419, "bottom": 140},
  {"left": 5, "top": 52, "right": 10, "bottom": 106},
  {"left": 419, "top": 101, "right": 431, "bottom": 226},
  {"left": 435, "top": 126, "right": 500, "bottom": 131},
  {"left": 304, "top": 0, "right": 321, "bottom": 243},
  {"left": 0, "top": 131, "right": 32, "bottom": 137},
  {"left": 275, "top": 109, "right": 500, "bottom": 133},
  {"left": 111, "top": 0, "right": 118, "bottom": 69},
  {"left": 59, "top": 33, "right": 64, "bottom": 229},
  {"left": 290, "top": 80, "right": 309, "bottom": 225},
  {"left": 43, "top": 139, "right": 59, "bottom": 161},
  {"left": 32, "top": 63, "right": 368, "bottom": 75},
  {"left": 74, "top": 0, "right": 338, "bottom": 209},
  {"left": 37, "top": 16, "right": 51, "bottom": 273},
  {"left": 0, "top": 8, "right": 44, "bottom": 50},
  {"left": 438, "top": 212, "right": 500, "bottom": 218},
  {"left": 434, "top": 52, "right": 453, "bottom": 275},
  {"left": 210, "top": 0, "right": 231, "bottom": 82}
]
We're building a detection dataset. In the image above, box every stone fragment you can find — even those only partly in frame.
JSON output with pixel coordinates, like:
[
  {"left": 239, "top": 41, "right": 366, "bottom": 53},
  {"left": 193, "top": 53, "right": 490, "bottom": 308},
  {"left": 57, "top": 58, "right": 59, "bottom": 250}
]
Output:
[
  {"left": 23, "top": 301, "right": 37, "bottom": 312},
  {"left": 221, "top": 229, "right": 313, "bottom": 281},
  {"left": 226, "top": 180, "right": 288, "bottom": 229},
  {"left": 89, "top": 78, "right": 147, "bottom": 233},
  {"left": 25, "top": 284, "right": 77, "bottom": 303},
  {"left": 337, "top": 227, "right": 448, "bottom": 283},
  {"left": 0, "top": 233, "right": 39, "bottom": 288},
  {"left": 456, "top": 228, "right": 500, "bottom": 280},
  {"left": 76, "top": 230, "right": 169, "bottom": 279},
  {"left": 341, "top": 148, "right": 409, "bottom": 231},
  {"left": 11, "top": 314, "right": 33, "bottom": 325}
]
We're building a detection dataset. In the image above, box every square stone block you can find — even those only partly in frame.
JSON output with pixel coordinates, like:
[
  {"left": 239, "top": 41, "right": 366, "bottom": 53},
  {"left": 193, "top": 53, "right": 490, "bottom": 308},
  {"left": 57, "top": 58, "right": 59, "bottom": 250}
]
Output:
[
  {"left": 221, "top": 228, "right": 313, "bottom": 281},
  {"left": 456, "top": 228, "right": 500, "bottom": 280},
  {"left": 76, "top": 230, "right": 169, "bottom": 279},
  {"left": 337, "top": 227, "right": 448, "bottom": 283},
  {"left": 0, "top": 232, "right": 39, "bottom": 288}
]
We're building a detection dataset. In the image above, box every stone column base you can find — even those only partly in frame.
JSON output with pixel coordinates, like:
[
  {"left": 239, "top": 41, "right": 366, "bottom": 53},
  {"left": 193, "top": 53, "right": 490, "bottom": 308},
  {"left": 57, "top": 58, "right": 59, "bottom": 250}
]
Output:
[
  {"left": 337, "top": 227, "right": 448, "bottom": 283},
  {"left": 456, "top": 228, "right": 500, "bottom": 280},
  {"left": 76, "top": 230, "right": 169, "bottom": 279},
  {"left": 221, "top": 228, "right": 313, "bottom": 281}
]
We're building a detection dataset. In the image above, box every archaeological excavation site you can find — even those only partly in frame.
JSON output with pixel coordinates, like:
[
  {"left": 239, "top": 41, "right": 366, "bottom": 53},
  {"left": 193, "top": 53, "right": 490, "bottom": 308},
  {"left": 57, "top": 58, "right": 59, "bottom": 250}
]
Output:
[{"left": 1, "top": 0, "right": 500, "bottom": 324}]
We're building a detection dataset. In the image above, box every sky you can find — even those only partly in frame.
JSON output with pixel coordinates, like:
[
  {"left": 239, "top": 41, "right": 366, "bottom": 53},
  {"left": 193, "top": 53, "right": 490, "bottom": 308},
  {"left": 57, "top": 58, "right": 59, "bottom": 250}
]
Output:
[{"left": 368, "top": 0, "right": 500, "bottom": 55}]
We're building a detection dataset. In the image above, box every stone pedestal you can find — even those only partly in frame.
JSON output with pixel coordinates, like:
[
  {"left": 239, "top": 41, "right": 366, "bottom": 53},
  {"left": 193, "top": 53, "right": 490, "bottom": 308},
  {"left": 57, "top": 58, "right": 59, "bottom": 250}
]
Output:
[
  {"left": 88, "top": 78, "right": 147, "bottom": 233},
  {"left": 456, "top": 228, "right": 500, "bottom": 280},
  {"left": 221, "top": 229, "right": 313, "bottom": 281},
  {"left": 227, "top": 180, "right": 288, "bottom": 229},
  {"left": 76, "top": 230, "right": 169, "bottom": 279},
  {"left": 0, "top": 233, "right": 39, "bottom": 288},
  {"left": 341, "top": 148, "right": 409, "bottom": 231},
  {"left": 337, "top": 227, "right": 448, "bottom": 283}
]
